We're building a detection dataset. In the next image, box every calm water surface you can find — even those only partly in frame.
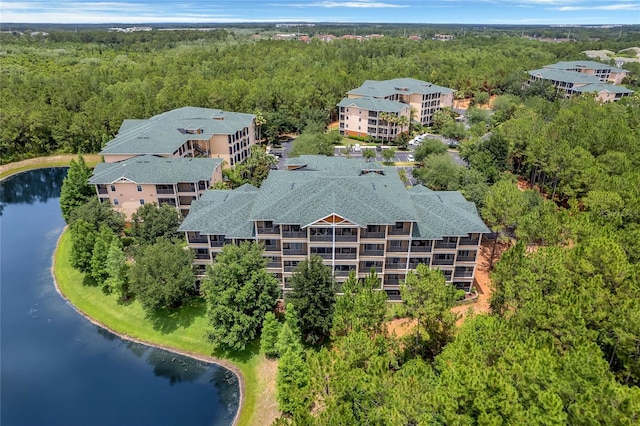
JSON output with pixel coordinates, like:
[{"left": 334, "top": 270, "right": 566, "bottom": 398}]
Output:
[{"left": 1, "top": 168, "right": 239, "bottom": 426}]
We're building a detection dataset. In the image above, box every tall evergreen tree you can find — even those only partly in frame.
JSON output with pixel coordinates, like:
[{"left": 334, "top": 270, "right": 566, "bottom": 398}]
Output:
[
  {"left": 70, "top": 219, "right": 97, "bottom": 273},
  {"left": 90, "top": 225, "right": 114, "bottom": 286},
  {"left": 60, "top": 155, "right": 94, "bottom": 223},
  {"left": 288, "top": 255, "right": 336, "bottom": 345},
  {"left": 104, "top": 237, "right": 129, "bottom": 300},
  {"left": 202, "top": 242, "right": 279, "bottom": 351}
]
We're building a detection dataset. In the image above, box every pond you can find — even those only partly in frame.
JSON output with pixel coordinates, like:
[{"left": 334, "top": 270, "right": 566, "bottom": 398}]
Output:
[{"left": 0, "top": 168, "right": 239, "bottom": 426}]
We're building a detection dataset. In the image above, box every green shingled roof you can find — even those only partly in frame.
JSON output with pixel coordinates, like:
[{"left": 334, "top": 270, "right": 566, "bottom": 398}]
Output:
[
  {"left": 89, "top": 155, "right": 223, "bottom": 185},
  {"left": 347, "top": 78, "right": 454, "bottom": 98},
  {"left": 101, "top": 107, "right": 254, "bottom": 156},
  {"left": 338, "top": 97, "right": 408, "bottom": 113},
  {"left": 181, "top": 156, "right": 489, "bottom": 240},
  {"left": 546, "top": 60, "right": 628, "bottom": 74},
  {"left": 572, "top": 83, "right": 633, "bottom": 94},
  {"left": 528, "top": 68, "right": 603, "bottom": 85}
]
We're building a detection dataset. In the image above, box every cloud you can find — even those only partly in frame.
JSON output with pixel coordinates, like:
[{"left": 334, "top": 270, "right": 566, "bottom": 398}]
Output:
[
  {"left": 551, "top": 3, "right": 640, "bottom": 11},
  {"left": 275, "top": 1, "right": 408, "bottom": 8}
]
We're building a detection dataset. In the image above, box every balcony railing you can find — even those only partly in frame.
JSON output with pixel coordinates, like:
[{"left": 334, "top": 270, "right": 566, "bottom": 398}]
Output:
[
  {"left": 361, "top": 250, "right": 384, "bottom": 257},
  {"left": 410, "top": 245, "right": 431, "bottom": 252},
  {"left": 457, "top": 255, "right": 476, "bottom": 262},
  {"left": 195, "top": 252, "right": 210, "bottom": 260},
  {"left": 360, "top": 265, "right": 383, "bottom": 273},
  {"left": 264, "top": 245, "right": 281, "bottom": 252},
  {"left": 158, "top": 198, "right": 177, "bottom": 207},
  {"left": 361, "top": 232, "right": 385, "bottom": 239},
  {"left": 210, "top": 239, "right": 230, "bottom": 248},
  {"left": 97, "top": 187, "right": 109, "bottom": 195},
  {"left": 310, "top": 235, "right": 332, "bottom": 242},
  {"left": 408, "top": 260, "right": 429, "bottom": 269},
  {"left": 283, "top": 249, "right": 306, "bottom": 256},
  {"left": 188, "top": 235, "right": 208, "bottom": 244},
  {"left": 454, "top": 271, "right": 474, "bottom": 278},
  {"left": 432, "top": 258, "right": 455, "bottom": 266},
  {"left": 257, "top": 227, "right": 280, "bottom": 235},
  {"left": 177, "top": 183, "right": 196, "bottom": 193},
  {"left": 310, "top": 252, "right": 332, "bottom": 259},
  {"left": 266, "top": 261, "right": 281, "bottom": 269},
  {"left": 385, "top": 263, "right": 405, "bottom": 270},
  {"left": 282, "top": 231, "right": 307, "bottom": 239},
  {"left": 156, "top": 188, "right": 175, "bottom": 195},
  {"left": 387, "top": 246, "right": 408, "bottom": 253},
  {"left": 460, "top": 238, "right": 479, "bottom": 246},
  {"left": 435, "top": 241, "right": 457, "bottom": 249},
  {"left": 335, "top": 252, "right": 357, "bottom": 260},
  {"left": 389, "top": 228, "right": 410, "bottom": 236},
  {"left": 385, "top": 278, "right": 401, "bottom": 286},
  {"left": 335, "top": 235, "right": 357, "bottom": 242},
  {"left": 333, "top": 270, "right": 354, "bottom": 277}
]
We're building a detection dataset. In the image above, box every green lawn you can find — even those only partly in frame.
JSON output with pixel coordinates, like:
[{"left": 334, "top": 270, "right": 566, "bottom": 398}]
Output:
[{"left": 54, "top": 230, "right": 262, "bottom": 426}]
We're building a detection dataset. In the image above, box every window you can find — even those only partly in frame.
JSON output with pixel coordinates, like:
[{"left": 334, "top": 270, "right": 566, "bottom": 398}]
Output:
[
  {"left": 113, "top": 199, "right": 119, "bottom": 206},
  {"left": 139, "top": 199, "right": 145, "bottom": 205},
  {"left": 110, "top": 185, "right": 116, "bottom": 192},
  {"left": 137, "top": 185, "right": 142, "bottom": 192}
]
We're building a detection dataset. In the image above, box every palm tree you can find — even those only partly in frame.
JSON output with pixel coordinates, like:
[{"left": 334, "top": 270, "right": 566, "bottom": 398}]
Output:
[{"left": 254, "top": 110, "right": 266, "bottom": 143}]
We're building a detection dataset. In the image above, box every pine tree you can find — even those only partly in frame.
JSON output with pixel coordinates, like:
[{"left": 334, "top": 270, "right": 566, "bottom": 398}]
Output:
[
  {"left": 60, "top": 155, "right": 94, "bottom": 223},
  {"left": 105, "top": 237, "right": 129, "bottom": 300},
  {"left": 288, "top": 255, "right": 336, "bottom": 345},
  {"left": 260, "top": 312, "right": 282, "bottom": 358},
  {"left": 90, "top": 225, "right": 114, "bottom": 286},
  {"left": 70, "top": 219, "right": 97, "bottom": 273},
  {"left": 276, "top": 303, "right": 303, "bottom": 356}
]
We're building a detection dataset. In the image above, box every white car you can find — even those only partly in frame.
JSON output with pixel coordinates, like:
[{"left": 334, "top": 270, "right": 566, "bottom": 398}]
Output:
[
  {"left": 353, "top": 143, "right": 361, "bottom": 152},
  {"left": 406, "top": 154, "right": 415, "bottom": 162}
]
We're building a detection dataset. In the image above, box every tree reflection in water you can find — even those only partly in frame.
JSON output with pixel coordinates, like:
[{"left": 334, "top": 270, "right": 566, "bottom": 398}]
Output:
[{"left": 0, "top": 167, "right": 68, "bottom": 215}]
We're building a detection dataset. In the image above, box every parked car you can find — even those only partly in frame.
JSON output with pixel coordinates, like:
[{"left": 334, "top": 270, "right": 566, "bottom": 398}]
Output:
[
  {"left": 406, "top": 154, "right": 415, "bottom": 162},
  {"left": 375, "top": 145, "right": 382, "bottom": 152},
  {"left": 353, "top": 144, "right": 361, "bottom": 152}
]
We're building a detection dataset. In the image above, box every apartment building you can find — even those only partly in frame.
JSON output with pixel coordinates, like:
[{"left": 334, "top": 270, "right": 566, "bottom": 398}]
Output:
[
  {"left": 341, "top": 78, "right": 455, "bottom": 135},
  {"left": 544, "top": 61, "right": 629, "bottom": 85},
  {"left": 100, "top": 106, "right": 256, "bottom": 167},
  {"left": 179, "top": 156, "right": 489, "bottom": 300},
  {"left": 527, "top": 68, "right": 633, "bottom": 102},
  {"left": 89, "top": 155, "right": 223, "bottom": 217},
  {"left": 337, "top": 97, "right": 411, "bottom": 142}
]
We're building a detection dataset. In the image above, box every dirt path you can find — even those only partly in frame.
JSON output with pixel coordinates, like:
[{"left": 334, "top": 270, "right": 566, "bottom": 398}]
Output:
[
  {"left": 254, "top": 356, "right": 279, "bottom": 425},
  {"left": 387, "top": 237, "right": 509, "bottom": 337},
  {"left": 0, "top": 154, "right": 102, "bottom": 179}
]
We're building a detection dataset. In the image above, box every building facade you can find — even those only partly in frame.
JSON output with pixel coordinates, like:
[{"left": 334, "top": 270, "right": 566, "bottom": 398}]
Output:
[
  {"left": 339, "top": 78, "right": 455, "bottom": 137},
  {"left": 100, "top": 107, "right": 256, "bottom": 167},
  {"left": 544, "top": 61, "right": 629, "bottom": 85},
  {"left": 89, "top": 155, "right": 223, "bottom": 217},
  {"left": 337, "top": 97, "right": 411, "bottom": 142},
  {"left": 179, "top": 156, "right": 489, "bottom": 300},
  {"left": 527, "top": 66, "right": 633, "bottom": 102}
]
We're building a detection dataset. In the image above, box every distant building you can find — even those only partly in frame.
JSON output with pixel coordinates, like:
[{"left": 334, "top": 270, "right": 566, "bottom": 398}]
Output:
[
  {"left": 179, "top": 156, "right": 490, "bottom": 299},
  {"left": 526, "top": 66, "right": 633, "bottom": 102},
  {"left": 408, "top": 35, "right": 422, "bottom": 41},
  {"left": 433, "top": 34, "right": 454, "bottom": 41},
  {"left": 89, "top": 155, "right": 223, "bottom": 218},
  {"left": 338, "top": 78, "right": 455, "bottom": 140},
  {"left": 99, "top": 107, "right": 256, "bottom": 167},
  {"left": 543, "top": 60, "right": 629, "bottom": 85}
]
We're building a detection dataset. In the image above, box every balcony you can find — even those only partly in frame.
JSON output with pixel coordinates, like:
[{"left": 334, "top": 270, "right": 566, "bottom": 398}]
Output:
[
  {"left": 408, "top": 259, "right": 430, "bottom": 269},
  {"left": 310, "top": 234, "right": 332, "bottom": 242},
  {"left": 335, "top": 234, "right": 357, "bottom": 243},
  {"left": 384, "top": 278, "right": 402, "bottom": 286},
  {"left": 187, "top": 233, "right": 208, "bottom": 244},
  {"left": 156, "top": 186, "right": 175, "bottom": 195},
  {"left": 459, "top": 236, "right": 480, "bottom": 246},
  {"left": 283, "top": 249, "right": 306, "bottom": 256},
  {"left": 158, "top": 198, "right": 177, "bottom": 207},
  {"left": 457, "top": 255, "right": 477, "bottom": 262},
  {"left": 335, "top": 252, "right": 357, "bottom": 260},
  {"left": 266, "top": 261, "right": 281, "bottom": 269},
  {"left": 411, "top": 241, "right": 432, "bottom": 252},
  {"left": 333, "top": 269, "right": 355, "bottom": 277},
  {"left": 178, "top": 196, "right": 196, "bottom": 206},
  {"left": 310, "top": 251, "right": 332, "bottom": 259},
  {"left": 210, "top": 238, "right": 230, "bottom": 248},
  {"left": 264, "top": 245, "right": 281, "bottom": 252},
  {"left": 360, "top": 263, "right": 383, "bottom": 273},
  {"left": 361, "top": 231, "right": 385, "bottom": 239},
  {"left": 387, "top": 245, "right": 408, "bottom": 253},
  {"left": 385, "top": 262, "right": 405, "bottom": 270},
  {"left": 177, "top": 183, "right": 196, "bottom": 193},
  {"left": 194, "top": 250, "right": 210, "bottom": 260},
  {"left": 435, "top": 241, "right": 457, "bottom": 249},
  {"left": 432, "top": 257, "right": 455, "bottom": 266},
  {"left": 282, "top": 231, "right": 307, "bottom": 239},
  {"left": 97, "top": 186, "right": 108, "bottom": 195},
  {"left": 360, "top": 249, "right": 384, "bottom": 257},
  {"left": 257, "top": 227, "right": 280, "bottom": 235}
]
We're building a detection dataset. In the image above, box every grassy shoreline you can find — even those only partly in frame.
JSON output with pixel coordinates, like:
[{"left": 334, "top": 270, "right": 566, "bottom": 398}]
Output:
[
  {"left": 0, "top": 154, "right": 102, "bottom": 180},
  {"left": 53, "top": 229, "right": 263, "bottom": 426}
]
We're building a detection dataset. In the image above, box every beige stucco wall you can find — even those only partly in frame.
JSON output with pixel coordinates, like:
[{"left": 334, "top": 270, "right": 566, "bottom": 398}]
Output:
[
  {"left": 104, "top": 182, "right": 159, "bottom": 218},
  {"left": 103, "top": 154, "right": 136, "bottom": 163}
]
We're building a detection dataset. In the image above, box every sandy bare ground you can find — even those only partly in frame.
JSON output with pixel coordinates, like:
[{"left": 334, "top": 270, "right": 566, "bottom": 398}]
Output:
[
  {"left": 387, "top": 237, "right": 508, "bottom": 337},
  {"left": 253, "top": 355, "right": 280, "bottom": 425},
  {"left": 0, "top": 154, "right": 102, "bottom": 179}
]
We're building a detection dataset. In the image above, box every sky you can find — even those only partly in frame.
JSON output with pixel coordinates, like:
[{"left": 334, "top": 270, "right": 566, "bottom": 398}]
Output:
[{"left": 1, "top": 1, "right": 639, "bottom": 25}]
